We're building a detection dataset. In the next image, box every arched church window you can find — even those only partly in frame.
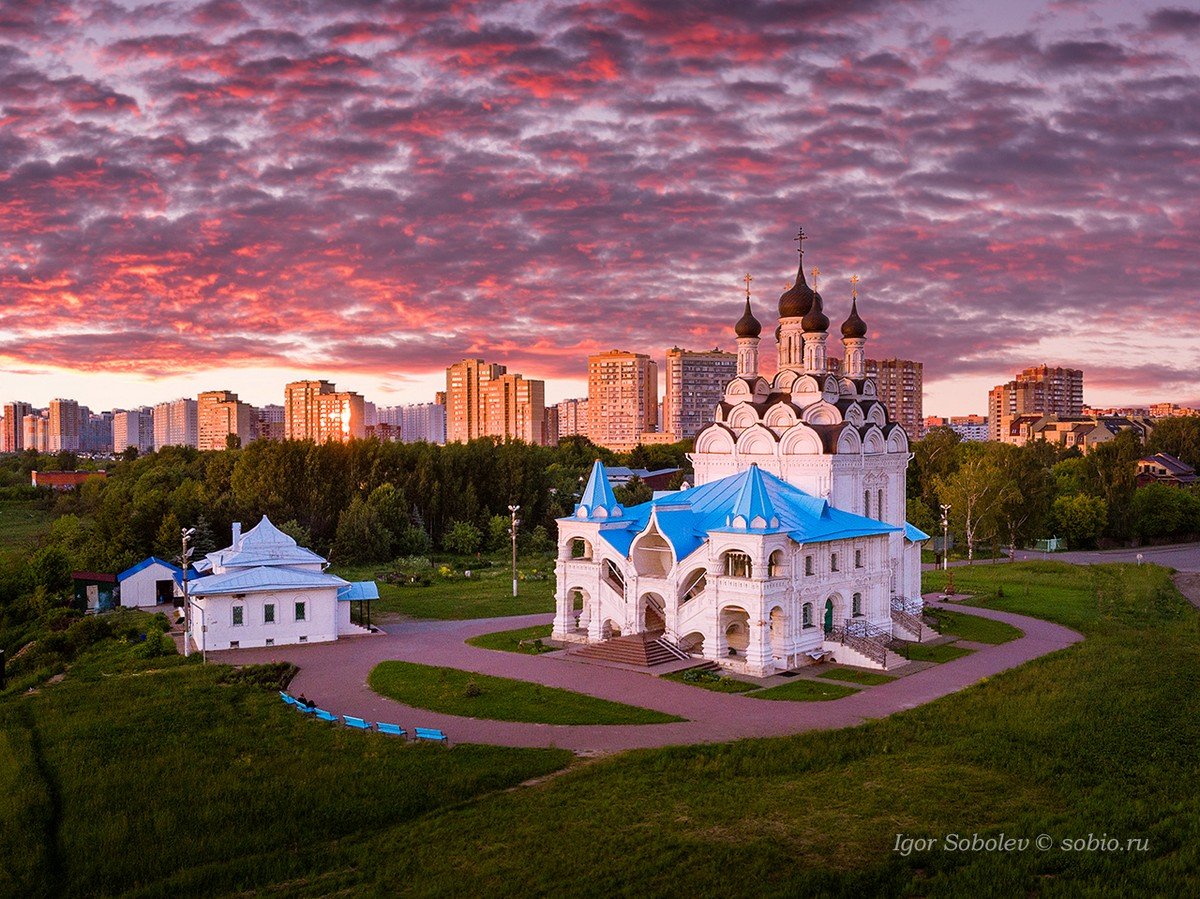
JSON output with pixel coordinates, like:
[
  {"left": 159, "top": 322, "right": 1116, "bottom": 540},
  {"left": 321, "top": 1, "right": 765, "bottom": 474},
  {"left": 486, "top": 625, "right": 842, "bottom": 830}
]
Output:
[
  {"left": 805, "top": 555, "right": 814, "bottom": 576},
  {"left": 802, "top": 602, "right": 813, "bottom": 628},
  {"left": 830, "top": 552, "right": 839, "bottom": 573},
  {"left": 855, "top": 549, "right": 863, "bottom": 569},
  {"left": 878, "top": 489, "right": 885, "bottom": 520},
  {"left": 863, "top": 489, "right": 870, "bottom": 517},
  {"left": 852, "top": 592, "right": 863, "bottom": 617},
  {"left": 768, "top": 550, "right": 785, "bottom": 577}
]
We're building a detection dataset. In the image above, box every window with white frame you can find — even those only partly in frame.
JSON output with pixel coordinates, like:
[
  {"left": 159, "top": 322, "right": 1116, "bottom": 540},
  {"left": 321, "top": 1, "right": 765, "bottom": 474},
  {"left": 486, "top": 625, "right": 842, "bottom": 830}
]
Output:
[
  {"left": 805, "top": 555, "right": 814, "bottom": 576},
  {"left": 295, "top": 601, "right": 306, "bottom": 621},
  {"left": 830, "top": 552, "right": 839, "bottom": 572},
  {"left": 264, "top": 603, "right": 275, "bottom": 624},
  {"left": 855, "top": 549, "right": 863, "bottom": 568},
  {"left": 232, "top": 605, "right": 244, "bottom": 627},
  {"left": 852, "top": 592, "right": 863, "bottom": 617},
  {"left": 802, "top": 602, "right": 813, "bottom": 628}
]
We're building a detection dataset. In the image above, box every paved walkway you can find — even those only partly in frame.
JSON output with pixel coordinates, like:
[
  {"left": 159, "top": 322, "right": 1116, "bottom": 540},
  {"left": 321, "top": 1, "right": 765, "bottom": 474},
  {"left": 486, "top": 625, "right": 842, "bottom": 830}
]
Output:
[{"left": 210, "top": 599, "right": 1081, "bottom": 754}]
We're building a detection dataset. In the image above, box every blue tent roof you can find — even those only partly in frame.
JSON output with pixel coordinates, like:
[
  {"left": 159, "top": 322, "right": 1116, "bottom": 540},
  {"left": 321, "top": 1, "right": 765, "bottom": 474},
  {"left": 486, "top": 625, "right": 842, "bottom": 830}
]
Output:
[
  {"left": 337, "top": 581, "right": 380, "bottom": 601},
  {"left": 724, "top": 464, "right": 782, "bottom": 532},
  {"left": 905, "top": 523, "right": 931, "bottom": 542},
  {"left": 566, "top": 467, "right": 902, "bottom": 561},
  {"left": 117, "top": 556, "right": 184, "bottom": 583},
  {"left": 575, "top": 459, "right": 624, "bottom": 520},
  {"left": 189, "top": 566, "right": 349, "bottom": 597}
]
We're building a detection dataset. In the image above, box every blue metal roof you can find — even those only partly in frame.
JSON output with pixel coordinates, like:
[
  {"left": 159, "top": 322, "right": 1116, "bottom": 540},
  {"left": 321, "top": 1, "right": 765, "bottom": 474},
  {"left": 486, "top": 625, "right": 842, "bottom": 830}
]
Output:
[
  {"left": 117, "top": 556, "right": 184, "bottom": 583},
  {"left": 189, "top": 566, "right": 349, "bottom": 597},
  {"left": 575, "top": 459, "right": 624, "bottom": 520},
  {"left": 724, "top": 464, "right": 782, "bottom": 532},
  {"left": 337, "top": 581, "right": 380, "bottom": 601},
  {"left": 905, "top": 523, "right": 931, "bottom": 542},
  {"left": 571, "top": 467, "right": 902, "bottom": 560}
]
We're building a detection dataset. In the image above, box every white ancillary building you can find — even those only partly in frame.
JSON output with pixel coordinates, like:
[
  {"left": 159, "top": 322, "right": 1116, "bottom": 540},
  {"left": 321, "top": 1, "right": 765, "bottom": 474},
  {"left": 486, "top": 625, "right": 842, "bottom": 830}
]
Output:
[
  {"left": 553, "top": 248, "right": 929, "bottom": 675},
  {"left": 187, "top": 516, "right": 377, "bottom": 652}
]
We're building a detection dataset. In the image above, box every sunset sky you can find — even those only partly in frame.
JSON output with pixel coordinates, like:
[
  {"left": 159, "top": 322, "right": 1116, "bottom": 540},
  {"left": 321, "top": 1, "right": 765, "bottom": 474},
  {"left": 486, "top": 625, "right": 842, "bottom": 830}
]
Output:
[{"left": 1, "top": 0, "right": 1197, "bottom": 416}]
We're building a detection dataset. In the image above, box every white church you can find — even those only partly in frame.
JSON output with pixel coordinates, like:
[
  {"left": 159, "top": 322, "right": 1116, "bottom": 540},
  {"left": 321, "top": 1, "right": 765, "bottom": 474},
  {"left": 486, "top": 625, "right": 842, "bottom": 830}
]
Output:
[{"left": 553, "top": 238, "right": 930, "bottom": 675}]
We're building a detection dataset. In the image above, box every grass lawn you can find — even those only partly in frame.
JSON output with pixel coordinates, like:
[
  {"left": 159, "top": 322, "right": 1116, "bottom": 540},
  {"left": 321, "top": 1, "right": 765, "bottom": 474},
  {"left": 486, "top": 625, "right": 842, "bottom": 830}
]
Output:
[
  {"left": 925, "top": 607, "right": 1023, "bottom": 644},
  {"left": 0, "top": 643, "right": 570, "bottom": 897},
  {"left": 816, "top": 667, "right": 896, "bottom": 686},
  {"left": 0, "top": 499, "right": 53, "bottom": 557},
  {"left": 333, "top": 555, "right": 556, "bottom": 619},
  {"left": 368, "top": 660, "right": 683, "bottom": 725},
  {"left": 661, "top": 669, "right": 760, "bottom": 693},
  {"left": 751, "top": 678, "right": 860, "bottom": 701},
  {"left": 905, "top": 642, "right": 974, "bottom": 663},
  {"left": 466, "top": 623, "right": 554, "bottom": 654}
]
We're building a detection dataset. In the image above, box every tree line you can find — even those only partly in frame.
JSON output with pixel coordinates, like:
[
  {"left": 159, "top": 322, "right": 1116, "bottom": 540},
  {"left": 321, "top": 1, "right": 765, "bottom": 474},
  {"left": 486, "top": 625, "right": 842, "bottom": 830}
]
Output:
[{"left": 909, "top": 417, "right": 1200, "bottom": 559}]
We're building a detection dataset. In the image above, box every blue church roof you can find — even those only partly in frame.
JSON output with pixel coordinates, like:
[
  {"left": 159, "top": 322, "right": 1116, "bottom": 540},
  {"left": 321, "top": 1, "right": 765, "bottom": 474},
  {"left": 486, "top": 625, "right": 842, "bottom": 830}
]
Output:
[
  {"left": 575, "top": 459, "right": 624, "bottom": 520},
  {"left": 568, "top": 466, "right": 903, "bottom": 561},
  {"left": 117, "top": 556, "right": 185, "bottom": 583}
]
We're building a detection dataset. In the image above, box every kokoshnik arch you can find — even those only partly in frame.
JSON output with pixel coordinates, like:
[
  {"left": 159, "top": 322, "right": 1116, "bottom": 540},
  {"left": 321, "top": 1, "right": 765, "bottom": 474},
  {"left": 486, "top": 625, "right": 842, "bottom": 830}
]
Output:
[{"left": 553, "top": 234, "right": 931, "bottom": 677}]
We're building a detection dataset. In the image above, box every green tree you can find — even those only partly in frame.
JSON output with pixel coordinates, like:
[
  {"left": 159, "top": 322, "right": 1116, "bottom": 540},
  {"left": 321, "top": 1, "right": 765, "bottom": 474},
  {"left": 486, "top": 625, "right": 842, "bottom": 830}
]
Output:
[
  {"left": 28, "top": 546, "right": 72, "bottom": 592},
  {"left": 277, "top": 519, "right": 314, "bottom": 548},
  {"left": 332, "top": 497, "right": 392, "bottom": 565},
  {"left": 488, "top": 515, "right": 510, "bottom": 551},
  {"left": 1129, "top": 484, "right": 1200, "bottom": 541},
  {"left": 1146, "top": 417, "right": 1200, "bottom": 469},
  {"left": 154, "top": 512, "right": 183, "bottom": 563},
  {"left": 443, "top": 520, "right": 483, "bottom": 556},
  {"left": 1053, "top": 494, "right": 1108, "bottom": 548},
  {"left": 934, "top": 444, "right": 1019, "bottom": 561},
  {"left": 614, "top": 476, "right": 653, "bottom": 507}
]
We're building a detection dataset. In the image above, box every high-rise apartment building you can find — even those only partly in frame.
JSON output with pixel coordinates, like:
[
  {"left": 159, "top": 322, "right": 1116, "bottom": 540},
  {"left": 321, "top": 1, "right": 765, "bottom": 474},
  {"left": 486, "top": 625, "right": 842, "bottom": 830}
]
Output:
[
  {"left": 2, "top": 401, "right": 32, "bottom": 452},
  {"left": 663, "top": 346, "right": 737, "bottom": 441},
  {"left": 556, "top": 398, "right": 588, "bottom": 439},
  {"left": 253, "top": 404, "right": 285, "bottom": 442},
  {"left": 483, "top": 373, "right": 547, "bottom": 445},
  {"left": 198, "top": 390, "right": 255, "bottom": 450},
  {"left": 22, "top": 413, "right": 48, "bottom": 453},
  {"left": 379, "top": 402, "right": 446, "bottom": 444},
  {"left": 112, "top": 408, "right": 155, "bottom": 455},
  {"left": 863, "top": 359, "right": 924, "bottom": 438},
  {"left": 988, "top": 365, "right": 1084, "bottom": 442},
  {"left": 47, "top": 398, "right": 81, "bottom": 453},
  {"left": 283, "top": 380, "right": 366, "bottom": 443},
  {"left": 445, "top": 359, "right": 506, "bottom": 443},
  {"left": 587, "top": 350, "right": 659, "bottom": 450},
  {"left": 153, "top": 398, "right": 199, "bottom": 448}
]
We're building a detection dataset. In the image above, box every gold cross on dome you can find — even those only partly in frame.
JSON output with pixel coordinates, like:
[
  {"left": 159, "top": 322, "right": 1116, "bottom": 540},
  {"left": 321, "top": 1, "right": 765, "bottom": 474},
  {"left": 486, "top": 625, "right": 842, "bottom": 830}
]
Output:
[
  {"left": 811, "top": 266, "right": 820, "bottom": 291},
  {"left": 743, "top": 272, "right": 752, "bottom": 299},
  {"left": 850, "top": 273, "right": 859, "bottom": 298},
  {"left": 794, "top": 228, "right": 807, "bottom": 255}
]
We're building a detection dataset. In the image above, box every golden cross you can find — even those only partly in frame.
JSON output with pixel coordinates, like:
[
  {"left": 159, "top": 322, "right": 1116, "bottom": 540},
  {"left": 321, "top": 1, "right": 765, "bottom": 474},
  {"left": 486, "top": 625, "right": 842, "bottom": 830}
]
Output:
[
  {"left": 794, "top": 228, "right": 806, "bottom": 254},
  {"left": 850, "top": 273, "right": 859, "bottom": 299},
  {"left": 811, "top": 266, "right": 820, "bottom": 291},
  {"left": 743, "top": 272, "right": 752, "bottom": 300}
]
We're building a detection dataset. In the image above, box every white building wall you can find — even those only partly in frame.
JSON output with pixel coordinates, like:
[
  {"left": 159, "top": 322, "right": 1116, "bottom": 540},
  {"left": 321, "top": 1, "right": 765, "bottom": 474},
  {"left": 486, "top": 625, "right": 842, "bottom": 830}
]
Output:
[
  {"left": 120, "top": 562, "right": 179, "bottom": 607},
  {"left": 192, "top": 588, "right": 339, "bottom": 651}
]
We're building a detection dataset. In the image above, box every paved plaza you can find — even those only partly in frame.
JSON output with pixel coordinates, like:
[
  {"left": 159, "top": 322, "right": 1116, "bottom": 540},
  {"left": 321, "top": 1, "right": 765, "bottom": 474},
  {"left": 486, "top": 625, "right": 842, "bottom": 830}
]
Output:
[{"left": 211, "top": 597, "right": 1082, "bottom": 754}]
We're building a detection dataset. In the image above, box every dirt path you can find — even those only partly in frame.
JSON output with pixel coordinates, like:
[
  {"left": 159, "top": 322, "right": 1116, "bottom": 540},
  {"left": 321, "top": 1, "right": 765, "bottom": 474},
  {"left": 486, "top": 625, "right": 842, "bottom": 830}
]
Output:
[{"left": 1172, "top": 573, "right": 1200, "bottom": 611}]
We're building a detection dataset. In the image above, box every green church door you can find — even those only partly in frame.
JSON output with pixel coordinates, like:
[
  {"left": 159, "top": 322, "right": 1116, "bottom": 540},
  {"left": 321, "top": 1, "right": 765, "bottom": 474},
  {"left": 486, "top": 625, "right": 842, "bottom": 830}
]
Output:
[{"left": 823, "top": 599, "right": 834, "bottom": 634}]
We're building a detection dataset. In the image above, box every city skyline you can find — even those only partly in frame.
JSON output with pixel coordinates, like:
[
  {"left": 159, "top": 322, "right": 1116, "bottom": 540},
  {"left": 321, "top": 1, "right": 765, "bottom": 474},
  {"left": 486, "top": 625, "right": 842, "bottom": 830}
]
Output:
[{"left": 2, "top": 1, "right": 1199, "bottom": 415}]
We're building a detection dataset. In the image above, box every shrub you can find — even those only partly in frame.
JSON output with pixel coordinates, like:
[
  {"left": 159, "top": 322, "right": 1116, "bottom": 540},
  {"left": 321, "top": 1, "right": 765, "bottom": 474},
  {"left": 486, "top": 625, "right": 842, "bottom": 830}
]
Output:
[
  {"left": 463, "top": 680, "right": 482, "bottom": 698},
  {"left": 443, "top": 520, "right": 483, "bottom": 556},
  {"left": 216, "top": 662, "right": 299, "bottom": 691}
]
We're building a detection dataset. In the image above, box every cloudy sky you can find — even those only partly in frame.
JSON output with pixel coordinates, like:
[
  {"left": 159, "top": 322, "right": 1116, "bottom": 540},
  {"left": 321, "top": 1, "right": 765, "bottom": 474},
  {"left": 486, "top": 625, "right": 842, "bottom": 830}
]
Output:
[{"left": 1, "top": 0, "right": 1197, "bottom": 415}]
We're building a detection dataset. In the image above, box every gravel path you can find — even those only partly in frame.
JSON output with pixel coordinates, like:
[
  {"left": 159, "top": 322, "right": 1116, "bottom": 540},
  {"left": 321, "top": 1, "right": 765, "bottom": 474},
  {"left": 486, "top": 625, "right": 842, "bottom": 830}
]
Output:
[{"left": 210, "top": 598, "right": 1081, "bottom": 754}]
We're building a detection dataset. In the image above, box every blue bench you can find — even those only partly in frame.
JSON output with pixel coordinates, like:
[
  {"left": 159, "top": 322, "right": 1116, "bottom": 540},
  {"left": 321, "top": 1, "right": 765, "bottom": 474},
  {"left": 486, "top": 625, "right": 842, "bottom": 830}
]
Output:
[
  {"left": 414, "top": 727, "right": 448, "bottom": 744},
  {"left": 343, "top": 716, "right": 371, "bottom": 730},
  {"left": 314, "top": 709, "right": 338, "bottom": 722},
  {"left": 280, "top": 691, "right": 296, "bottom": 705},
  {"left": 376, "top": 722, "right": 406, "bottom": 738},
  {"left": 295, "top": 702, "right": 316, "bottom": 714}
]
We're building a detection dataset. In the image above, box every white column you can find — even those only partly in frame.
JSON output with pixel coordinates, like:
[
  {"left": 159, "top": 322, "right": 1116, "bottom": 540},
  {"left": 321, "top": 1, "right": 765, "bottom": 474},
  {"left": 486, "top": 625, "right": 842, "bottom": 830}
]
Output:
[
  {"left": 736, "top": 336, "right": 760, "bottom": 377},
  {"left": 843, "top": 337, "right": 866, "bottom": 378},
  {"left": 804, "top": 332, "right": 828, "bottom": 373}
]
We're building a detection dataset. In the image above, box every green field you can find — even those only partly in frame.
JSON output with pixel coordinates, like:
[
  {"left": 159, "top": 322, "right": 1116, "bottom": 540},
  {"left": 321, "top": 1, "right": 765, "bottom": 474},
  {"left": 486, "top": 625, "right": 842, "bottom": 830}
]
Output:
[
  {"left": 751, "top": 678, "right": 860, "bottom": 701},
  {"left": 0, "top": 500, "right": 53, "bottom": 557},
  {"left": 466, "top": 623, "right": 554, "bottom": 654},
  {"left": 4, "top": 561, "right": 1199, "bottom": 895},
  {"left": 368, "top": 660, "right": 684, "bottom": 725},
  {"left": 816, "top": 667, "right": 896, "bottom": 686},
  {"left": 924, "top": 607, "right": 1024, "bottom": 644},
  {"left": 333, "top": 556, "right": 556, "bottom": 619},
  {"left": 661, "top": 668, "right": 760, "bottom": 693}
]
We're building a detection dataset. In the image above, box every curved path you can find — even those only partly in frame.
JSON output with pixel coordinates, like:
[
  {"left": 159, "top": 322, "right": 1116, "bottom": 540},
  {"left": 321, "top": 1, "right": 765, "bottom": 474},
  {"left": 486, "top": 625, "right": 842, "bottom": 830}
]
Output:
[{"left": 211, "top": 599, "right": 1081, "bottom": 754}]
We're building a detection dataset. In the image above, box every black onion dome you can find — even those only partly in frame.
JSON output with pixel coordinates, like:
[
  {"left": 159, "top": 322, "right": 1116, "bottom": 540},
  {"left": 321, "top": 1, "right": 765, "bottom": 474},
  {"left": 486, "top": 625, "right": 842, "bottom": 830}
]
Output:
[
  {"left": 734, "top": 298, "right": 761, "bottom": 338},
  {"left": 778, "top": 260, "right": 815, "bottom": 319},
  {"left": 802, "top": 290, "right": 829, "bottom": 332},
  {"left": 841, "top": 297, "right": 867, "bottom": 338}
]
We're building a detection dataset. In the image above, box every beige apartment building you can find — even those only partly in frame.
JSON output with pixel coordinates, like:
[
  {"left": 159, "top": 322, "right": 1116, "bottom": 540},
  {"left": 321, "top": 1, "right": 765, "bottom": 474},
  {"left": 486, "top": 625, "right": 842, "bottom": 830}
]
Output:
[
  {"left": 988, "top": 365, "right": 1084, "bottom": 442},
  {"left": 483, "top": 373, "right": 547, "bottom": 445},
  {"left": 587, "top": 350, "right": 658, "bottom": 450},
  {"left": 48, "top": 398, "right": 81, "bottom": 453},
  {"left": 198, "top": 390, "right": 255, "bottom": 450},
  {"left": 556, "top": 398, "right": 588, "bottom": 439},
  {"left": 284, "top": 380, "right": 366, "bottom": 443},
  {"left": 2, "top": 401, "right": 32, "bottom": 452},
  {"left": 864, "top": 359, "right": 924, "bottom": 439},
  {"left": 445, "top": 359, "right": 506, "bottom": 443},
  {"left": 663, "top": 347, "right": 737, "bottom": 441}
]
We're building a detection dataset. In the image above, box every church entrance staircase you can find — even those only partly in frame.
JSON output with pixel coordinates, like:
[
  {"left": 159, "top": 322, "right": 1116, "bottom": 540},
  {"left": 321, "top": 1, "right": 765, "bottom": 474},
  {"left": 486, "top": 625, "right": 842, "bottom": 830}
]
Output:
[{"left": 572, "top": 631, "right": 690, "bottom": 667}]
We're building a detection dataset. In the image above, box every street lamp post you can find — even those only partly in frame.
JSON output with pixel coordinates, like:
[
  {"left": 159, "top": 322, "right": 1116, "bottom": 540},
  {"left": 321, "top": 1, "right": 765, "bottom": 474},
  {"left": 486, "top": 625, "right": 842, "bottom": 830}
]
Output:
[
  {"left": 508, "top": 504, "right": 520, "bottom": 598},
  {"left": 181, "top": 527, "right": 196, "bottom": 657},
  {"left": 940, "top": 504, "right": 951, "bottom": 572}
]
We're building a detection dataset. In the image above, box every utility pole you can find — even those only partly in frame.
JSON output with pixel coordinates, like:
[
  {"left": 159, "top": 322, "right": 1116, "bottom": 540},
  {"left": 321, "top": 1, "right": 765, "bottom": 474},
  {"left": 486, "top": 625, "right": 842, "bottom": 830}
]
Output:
[
  {"left": 181, "top": 527, "right": 196, "bottom": 657},
  {"left": 940, "top": 504, "right": 951, "bottom": 572},
  {"left": 508, "top": 504, "right": 520, "bottom": 598}
]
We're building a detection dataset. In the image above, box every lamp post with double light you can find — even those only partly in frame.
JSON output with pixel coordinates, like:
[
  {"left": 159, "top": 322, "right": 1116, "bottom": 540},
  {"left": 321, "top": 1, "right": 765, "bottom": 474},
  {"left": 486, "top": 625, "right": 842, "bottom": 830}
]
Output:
[
  {"left": 181, "top": 527, "right": 196, "bottom": 657},
  {"left": 508, "top": 504, "right": 520, "bottom": 597},
  {"left": 940, "top": 504, "right": 951, "bottom": 572}
]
